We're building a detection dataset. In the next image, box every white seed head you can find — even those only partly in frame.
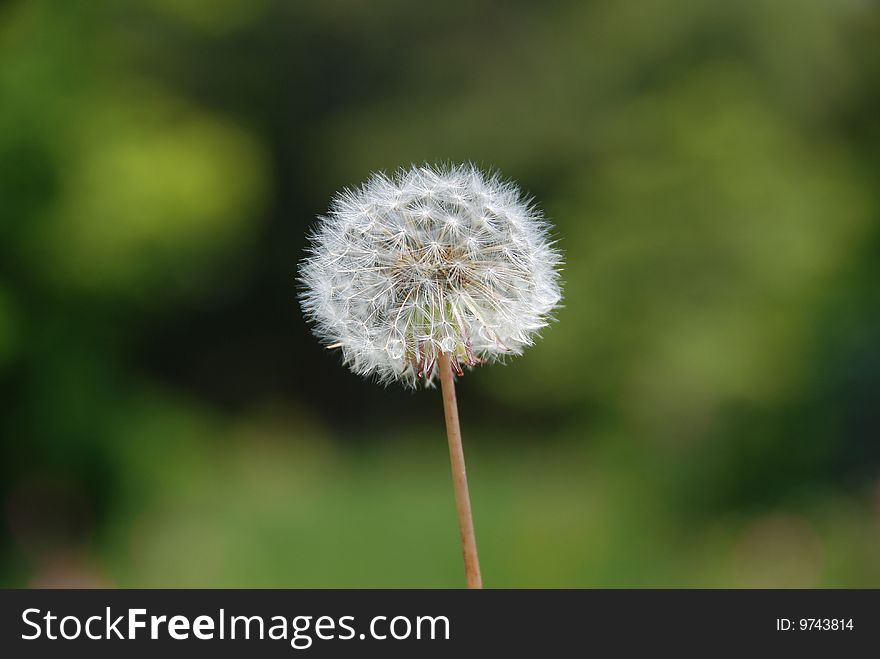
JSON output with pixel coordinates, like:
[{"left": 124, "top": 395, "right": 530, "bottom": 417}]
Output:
[{"left": 298, "top": 164, "right": 563, "bottom": 387}]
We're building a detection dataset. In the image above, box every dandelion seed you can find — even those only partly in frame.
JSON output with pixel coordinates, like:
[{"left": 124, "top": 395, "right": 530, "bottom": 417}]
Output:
[{"left": 299, "top": 164, "right": 563, "bottom": 387}]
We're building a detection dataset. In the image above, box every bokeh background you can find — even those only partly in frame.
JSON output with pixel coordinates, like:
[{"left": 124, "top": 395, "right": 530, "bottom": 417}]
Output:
[{"left": 2, "top": 0, "right": 879, "bottom": 588}]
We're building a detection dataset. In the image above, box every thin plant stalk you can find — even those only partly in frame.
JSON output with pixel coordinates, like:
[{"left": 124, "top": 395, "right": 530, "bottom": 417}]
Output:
[{"left": 437, "top": 352, "right": 483, "bottom": 589}]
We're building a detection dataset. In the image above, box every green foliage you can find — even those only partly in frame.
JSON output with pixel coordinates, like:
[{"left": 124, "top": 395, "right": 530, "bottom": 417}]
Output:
[{"left": 1, "top": 0, "right": 879, "bottom": 587}]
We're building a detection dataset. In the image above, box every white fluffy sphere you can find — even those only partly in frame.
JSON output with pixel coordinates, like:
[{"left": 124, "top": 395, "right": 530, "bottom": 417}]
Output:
[{"left": 299, "top": 164, "right": 563, "bottom": 386}]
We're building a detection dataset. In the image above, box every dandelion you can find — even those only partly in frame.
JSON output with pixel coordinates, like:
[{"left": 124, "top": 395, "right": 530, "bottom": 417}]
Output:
[{"left": 299, "top": 164, "right": 563, "bottom": 587}]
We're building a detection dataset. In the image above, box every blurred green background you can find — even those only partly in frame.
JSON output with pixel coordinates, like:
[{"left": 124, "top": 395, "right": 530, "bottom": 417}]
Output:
[{"left": 2, "top": 0, "right": 879, "bottom": 588}]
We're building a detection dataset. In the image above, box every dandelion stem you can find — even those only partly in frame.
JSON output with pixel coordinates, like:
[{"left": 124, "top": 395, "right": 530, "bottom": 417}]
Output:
[{"left": 437, "top": 352, "right": 483, "bottom": 589}]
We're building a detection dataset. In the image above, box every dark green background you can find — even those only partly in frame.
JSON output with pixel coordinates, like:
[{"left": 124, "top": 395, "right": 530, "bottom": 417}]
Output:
[{"left": 1, "top": 0, "right": 879, "bottom": 587}]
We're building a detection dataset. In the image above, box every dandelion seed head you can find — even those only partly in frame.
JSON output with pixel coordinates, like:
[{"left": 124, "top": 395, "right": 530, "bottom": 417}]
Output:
[{"left": 298, "top": 164, "right": 563, "bottom": 386}]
